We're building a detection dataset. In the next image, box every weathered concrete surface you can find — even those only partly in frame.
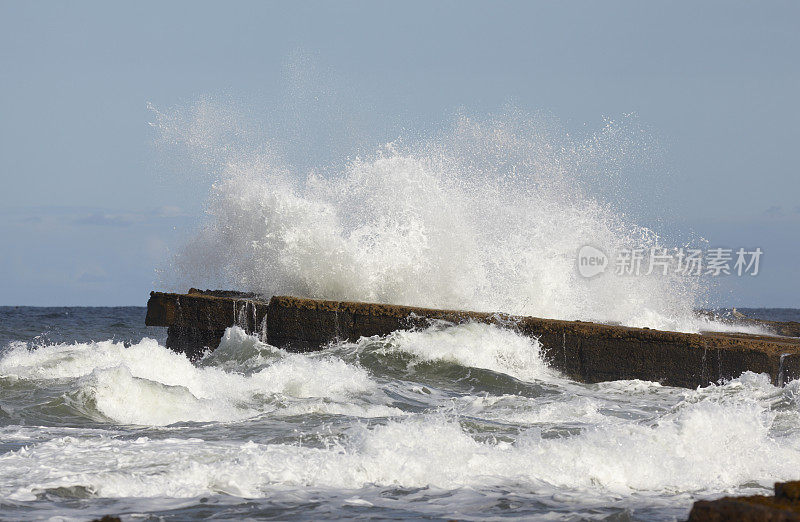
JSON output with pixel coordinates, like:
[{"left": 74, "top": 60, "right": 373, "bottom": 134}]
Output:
[
  {"left": 145, "top": 289, "right": 269, "bottom": 359},
  {"left": 688, "top": 481, "right": 800, "bottom": 521},
  {"left": 765, "top": 320, "right": 800, "bottom": 338},
  {"left": 146, "top": 290, "right": 800, "bottom": 387}
]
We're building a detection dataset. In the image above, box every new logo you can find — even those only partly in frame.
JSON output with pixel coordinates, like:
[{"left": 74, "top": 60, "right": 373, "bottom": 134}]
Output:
[{"left": 577, "top": 245, "right": 608, "bottom": 278}]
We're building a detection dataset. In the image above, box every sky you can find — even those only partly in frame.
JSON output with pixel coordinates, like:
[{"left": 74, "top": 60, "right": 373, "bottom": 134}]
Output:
[{"left": 0, "top": 0, "right": 798, "bottom": 307}]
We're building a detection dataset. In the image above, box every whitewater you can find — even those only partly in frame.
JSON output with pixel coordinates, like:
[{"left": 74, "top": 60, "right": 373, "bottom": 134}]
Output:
[
  {"left": 2, "top": 308, "right": 800, "bottom": 521},
  {"left": 1, "top": 108, "right": 794, "bottom": 520}
]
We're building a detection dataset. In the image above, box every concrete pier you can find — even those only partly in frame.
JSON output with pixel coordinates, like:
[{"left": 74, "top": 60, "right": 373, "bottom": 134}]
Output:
[{"left": 145, "top": 289, "right": 800, "bottom": 388}]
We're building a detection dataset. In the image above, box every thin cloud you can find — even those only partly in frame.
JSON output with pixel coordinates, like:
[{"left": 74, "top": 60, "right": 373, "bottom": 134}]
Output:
[
  {"left": 77, "top": 271, "right": 109, "bottom": 283},
  {"left": 763, "top": 205, "right": 784, "bottom": 218},
  {"left": 154, "top": 205, "right": 188, "bottom": 218},
  {"left": 74, "top": 212, "right": 138, "bottom": 227}
]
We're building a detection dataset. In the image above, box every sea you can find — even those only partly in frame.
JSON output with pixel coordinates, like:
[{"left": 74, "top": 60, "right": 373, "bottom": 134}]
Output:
[
  {"left": 3, "top": 110, "right": 798, "bottom": 520},
  {"left": 1, "top": 306, "right": 799, "bottom": 521}
]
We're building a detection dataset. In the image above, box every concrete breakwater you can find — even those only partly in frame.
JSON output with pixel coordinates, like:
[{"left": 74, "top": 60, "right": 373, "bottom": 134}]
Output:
[{"left": 145, "top": 289, "right": 800, "bottom": 389}]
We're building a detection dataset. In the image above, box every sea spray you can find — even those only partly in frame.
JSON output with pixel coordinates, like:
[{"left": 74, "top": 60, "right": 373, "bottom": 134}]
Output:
[{"left": 153, "top": 105, "right": 715, "bottom": 332}]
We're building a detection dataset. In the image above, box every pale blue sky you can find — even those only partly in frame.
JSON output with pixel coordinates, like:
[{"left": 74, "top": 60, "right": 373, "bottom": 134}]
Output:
[{"left": 1, "top": 1, "right": 798, "bottom": 306}]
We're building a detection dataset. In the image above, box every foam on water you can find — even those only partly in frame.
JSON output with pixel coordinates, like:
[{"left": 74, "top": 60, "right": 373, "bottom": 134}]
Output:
[
  {"left": 0, "top": 328, "right": 395, "bottom": 426},
  {"left": 364, "top": 321, "right": 560, "bottom": 383},
  {"left": 3, "top": 374, "right": 799, "bottom": 502},
  {"left": 152, "top": 106, "right": 738, "bottom": 333},
  {"left": 2, "top": 319, "right": 800, "bottom": 518}
]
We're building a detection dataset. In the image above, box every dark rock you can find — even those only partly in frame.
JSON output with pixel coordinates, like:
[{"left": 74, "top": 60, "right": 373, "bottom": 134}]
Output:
[
  {"left": 187, "top": 288, "right": 263, "bottom": 299},
  {"left": 688, "top": 482, "right": 800, "bottom": 521},
  {"left": 777, "top": 482, "right": 800, "bottom": 502},
  {"left": 166, "top": 325, "right": 228, "bottom": 361}
]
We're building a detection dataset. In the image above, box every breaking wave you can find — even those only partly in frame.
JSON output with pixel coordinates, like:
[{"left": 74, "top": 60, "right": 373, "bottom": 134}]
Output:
[
  {"left": 3, "top": 374, "right": 800, "bottom": 502},
  {"left": 0, "top": 329, "right": 397, "bottom": 426},
  {"left": 2, "top": 322, "right": 799, "bottom": 520},
  {"left": 153, "top": 104, "right": 724, "bottom": 332}
]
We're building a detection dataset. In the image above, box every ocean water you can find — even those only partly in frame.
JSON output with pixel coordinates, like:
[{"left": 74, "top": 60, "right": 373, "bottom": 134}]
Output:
[
  {"left": 4, "top": 106, "right": 791, "bottom": 520},
  {"left": 2, "top": 306, "right": 800, "bottom": 521},
  {"left": 734, "top": 308, "right": 800, "bottom": 323}
]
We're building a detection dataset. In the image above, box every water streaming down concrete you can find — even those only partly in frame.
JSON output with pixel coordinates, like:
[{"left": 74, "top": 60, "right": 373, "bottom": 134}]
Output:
[{"left": 146, "top": 289, "right": 800, "bottom": 389}]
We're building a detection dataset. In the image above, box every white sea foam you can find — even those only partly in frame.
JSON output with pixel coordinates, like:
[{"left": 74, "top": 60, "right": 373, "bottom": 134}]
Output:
[
  {"left": 1, "top": 322, "right": 797, "bottom": 515},
  {"left": 452, "top": 393, "right": 613, "bottom": 426},
  {"left": 2, "top": 373, "right": 798, "bottom": 501},
  {"left": 0, "top": 328, "right": 396, "bottom": 426},
  {"left": 367, "top": 321, "right": 560, "bottom": 382},
  {"left": 153, "top": 105, "right": 744, "bottom": 333}
]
